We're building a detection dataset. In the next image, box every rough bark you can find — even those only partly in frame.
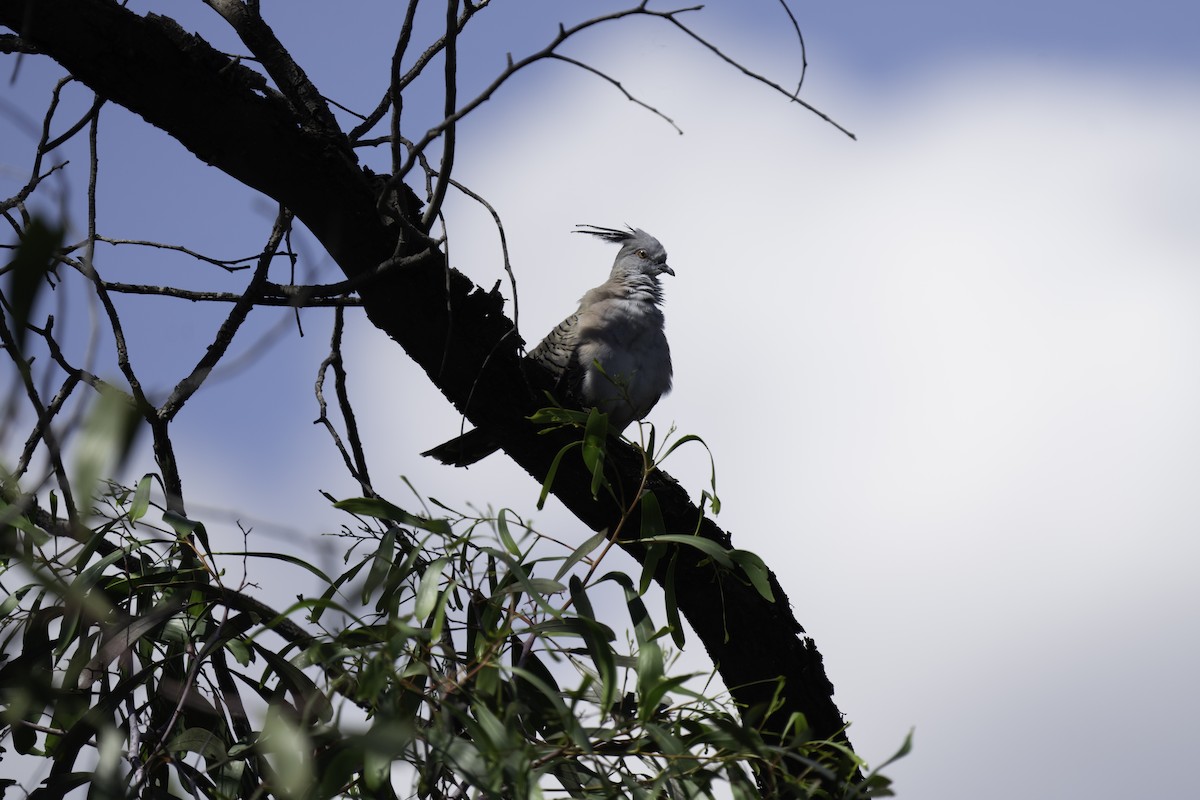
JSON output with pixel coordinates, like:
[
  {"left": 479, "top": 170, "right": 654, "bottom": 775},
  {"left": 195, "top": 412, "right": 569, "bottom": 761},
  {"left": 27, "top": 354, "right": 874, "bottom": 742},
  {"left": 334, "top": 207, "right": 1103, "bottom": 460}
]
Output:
[{"left": 1, "top": 0, "right": 854, "bottom": 777}]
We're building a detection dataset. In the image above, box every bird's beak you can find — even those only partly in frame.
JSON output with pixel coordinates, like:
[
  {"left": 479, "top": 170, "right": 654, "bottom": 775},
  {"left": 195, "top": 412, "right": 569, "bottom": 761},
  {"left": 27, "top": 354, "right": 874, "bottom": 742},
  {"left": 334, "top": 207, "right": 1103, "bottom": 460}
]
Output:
[{"left": 661, "top": 264, "right": 675, "bottom": 277}]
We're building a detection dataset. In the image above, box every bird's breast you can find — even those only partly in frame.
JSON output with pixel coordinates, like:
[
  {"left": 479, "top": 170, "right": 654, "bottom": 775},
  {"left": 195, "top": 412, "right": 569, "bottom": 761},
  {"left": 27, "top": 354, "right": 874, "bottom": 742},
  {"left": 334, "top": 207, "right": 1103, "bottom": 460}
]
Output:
[{"left": 574, "top": 298, "right": 672, "bottom": 431}]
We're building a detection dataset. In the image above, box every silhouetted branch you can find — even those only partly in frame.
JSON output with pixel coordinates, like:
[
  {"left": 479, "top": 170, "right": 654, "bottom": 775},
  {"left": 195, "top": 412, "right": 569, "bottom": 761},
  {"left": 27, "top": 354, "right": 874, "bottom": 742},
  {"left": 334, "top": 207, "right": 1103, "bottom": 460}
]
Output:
[
  {"left": 314, "top": 306, "right": 373, "bottom": 497},
  {"left": 100, "top": 281, "right": 363, "bottom": 306},
  {"left": 157, "top": 209, "right": 290, "bottom": 423},
  {"left": 0, "top": 3, "right": 860, "bottom": 786},
  {"left": 548, "top": 53, "right": 683, "bottom": 134}
]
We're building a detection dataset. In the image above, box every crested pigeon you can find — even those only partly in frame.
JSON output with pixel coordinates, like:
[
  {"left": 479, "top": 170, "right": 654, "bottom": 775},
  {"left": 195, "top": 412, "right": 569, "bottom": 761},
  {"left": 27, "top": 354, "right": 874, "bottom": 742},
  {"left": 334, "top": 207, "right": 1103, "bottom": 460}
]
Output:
[{"left": 423, "top": 225, "right": 674, "bottom": 466}]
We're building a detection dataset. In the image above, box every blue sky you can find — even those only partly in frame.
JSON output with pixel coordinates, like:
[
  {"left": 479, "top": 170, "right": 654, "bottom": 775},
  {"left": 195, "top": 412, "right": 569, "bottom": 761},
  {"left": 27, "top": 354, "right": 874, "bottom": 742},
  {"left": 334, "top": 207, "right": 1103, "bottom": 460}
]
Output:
[{"left": 4, "top": 2, "right": 1199, "bottom": 797}]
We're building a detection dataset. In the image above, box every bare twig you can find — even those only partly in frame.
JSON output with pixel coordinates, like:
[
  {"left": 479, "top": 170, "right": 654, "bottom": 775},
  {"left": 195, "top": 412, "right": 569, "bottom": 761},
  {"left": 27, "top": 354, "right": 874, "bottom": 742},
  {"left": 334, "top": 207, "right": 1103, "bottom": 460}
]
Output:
[
  {"left": 156, "top": 209, "right": 291, "bottom": 423},
  {"left": 13, "top": 358, "right": 81, "bottom": 480},
  {"left": 73, "top": 103, "right": 181, "bottom": 512},
  {"left": 397, "top": 1, "right": 489, "bottom": 97},
  {"left": 28, "top": 76, "right": 71, "bottom": 182},
  {"left": 36, "top": 314, "right": 109, "bottom": 395},
  {"left": 387, "top": 0, "right": 422, "bottom": 172},
  {"left": 0, "top": 161, "right": 67, "bottom": 216},
  {"left": 0, "top": 300, "right": 79, "bottom": 527},
  {"left": 41, "top": 93, "right": 103, "bottom": 155},
  {"left": 393, "top": 4, "right": 670, "bottom": 182},
  {"left": 420, "top": 0, "right": 460, "bottom": 232},
  {"left": 548, "top": 54, "right": 682, "bottom": 134},
  {"left": 445, "top": 176, "right": 518, "bottom": 335},
  {"left": 661, "top": 10, "right": 854, "bottom": 139},
  {"left": 776, "top": 0, "right": 808, "bottom": 97},
  {"left": 77, "top": 111, "right": 150, "bottom": 416},
  {"left": 91, "top": 236, "right": 260, "bottom": 272},
  {"left": 99, "top": 281, "right": 363, "bottom": 307},
  {"left": 313, "top": 306, "right": 373, "bottom": 496}
]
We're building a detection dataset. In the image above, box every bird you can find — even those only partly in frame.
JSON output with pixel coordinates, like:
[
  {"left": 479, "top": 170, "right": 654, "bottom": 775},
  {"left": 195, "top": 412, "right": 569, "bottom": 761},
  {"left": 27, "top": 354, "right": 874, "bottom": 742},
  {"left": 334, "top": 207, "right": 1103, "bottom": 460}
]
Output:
[{"left": 423, "top": 225, "right": 675, "bottom": 467}]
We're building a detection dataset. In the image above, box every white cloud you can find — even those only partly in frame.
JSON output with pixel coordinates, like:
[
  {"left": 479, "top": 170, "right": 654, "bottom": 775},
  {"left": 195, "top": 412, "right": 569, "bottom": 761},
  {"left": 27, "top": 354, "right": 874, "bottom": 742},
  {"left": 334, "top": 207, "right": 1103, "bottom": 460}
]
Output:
[
  {"left": 90, "top": 31, "right": 1197, "bottom": 798},
  {"left": 11, "top": 10, "right": 1195, "bottom": 798},
  {"left": 345, "top": 43, "right": 1200, "bottom": 798}
]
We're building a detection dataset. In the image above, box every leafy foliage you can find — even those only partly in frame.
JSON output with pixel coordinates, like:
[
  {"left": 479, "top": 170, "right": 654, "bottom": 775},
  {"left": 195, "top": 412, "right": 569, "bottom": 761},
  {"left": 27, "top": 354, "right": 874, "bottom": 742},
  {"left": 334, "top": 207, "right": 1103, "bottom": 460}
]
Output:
[
  {"left": 0, "top": 3, "right": 902, "bottom": 796},
  {"left": 0, "top": 460, "right": 903, "bottom": 799}
]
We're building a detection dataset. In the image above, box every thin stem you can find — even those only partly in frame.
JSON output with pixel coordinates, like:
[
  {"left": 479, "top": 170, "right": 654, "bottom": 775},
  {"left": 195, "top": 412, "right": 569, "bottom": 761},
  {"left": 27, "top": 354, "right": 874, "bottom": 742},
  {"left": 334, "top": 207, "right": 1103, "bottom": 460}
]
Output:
[
  {"left": 420, "top": 0, "right": 460, "bottom": 232},
  {"left": 314, "top": 306, "right": 374, "bottom": 496},
  {"left": 157, "top": 209, "right": 290, "bottom": 423}
]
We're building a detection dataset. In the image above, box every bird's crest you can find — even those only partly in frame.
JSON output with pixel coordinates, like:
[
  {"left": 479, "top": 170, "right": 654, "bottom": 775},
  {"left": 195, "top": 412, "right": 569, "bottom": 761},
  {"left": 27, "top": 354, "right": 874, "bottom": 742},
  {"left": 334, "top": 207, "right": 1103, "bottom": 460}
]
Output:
[
  {"left": 576, "top": 224, "right": 639, "bottom": 241},
  {"left": 574, "top": 224, "right": 664, "bottom": 256}
]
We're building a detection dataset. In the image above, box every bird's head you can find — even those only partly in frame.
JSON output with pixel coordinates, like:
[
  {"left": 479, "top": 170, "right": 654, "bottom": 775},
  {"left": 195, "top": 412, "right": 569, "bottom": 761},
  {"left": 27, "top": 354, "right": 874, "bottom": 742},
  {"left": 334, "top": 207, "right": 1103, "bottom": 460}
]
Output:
[{"left": 576, "top": 224, "right": 674, "bottom": 280}]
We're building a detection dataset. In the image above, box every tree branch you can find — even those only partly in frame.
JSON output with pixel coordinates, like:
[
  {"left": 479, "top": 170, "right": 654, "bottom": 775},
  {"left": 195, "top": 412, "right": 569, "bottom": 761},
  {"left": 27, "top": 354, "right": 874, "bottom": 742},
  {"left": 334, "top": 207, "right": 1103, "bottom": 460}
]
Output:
[{"left": 0, "top": 0, "right": 856, "bottom": 773}]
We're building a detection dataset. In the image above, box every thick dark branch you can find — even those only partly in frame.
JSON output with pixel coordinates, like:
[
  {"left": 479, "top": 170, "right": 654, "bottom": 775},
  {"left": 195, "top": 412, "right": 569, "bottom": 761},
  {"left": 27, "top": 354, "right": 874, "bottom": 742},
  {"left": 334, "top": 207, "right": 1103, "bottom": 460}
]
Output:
[
  {"left": 0, "top": 31, "right": 34, "bottom": 52},
  {"left": 0, "top": 0, "right": 855, "bottom": 768},
  {"left": 202, "top": 0, "right": 346, "bottom": 141},
  {"left": 1, "top": 0, "right": 392, "bottom": 277},
  {"left": 101, "top": 281, "right": 363, "bottom": 307}
]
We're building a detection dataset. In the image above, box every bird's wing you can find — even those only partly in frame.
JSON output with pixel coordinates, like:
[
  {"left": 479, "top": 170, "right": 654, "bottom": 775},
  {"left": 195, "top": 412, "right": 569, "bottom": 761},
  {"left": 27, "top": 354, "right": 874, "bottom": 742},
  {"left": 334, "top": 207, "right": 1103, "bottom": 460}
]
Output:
[{"left": 527, "top": 311, "right": 583, "bottom": 397}]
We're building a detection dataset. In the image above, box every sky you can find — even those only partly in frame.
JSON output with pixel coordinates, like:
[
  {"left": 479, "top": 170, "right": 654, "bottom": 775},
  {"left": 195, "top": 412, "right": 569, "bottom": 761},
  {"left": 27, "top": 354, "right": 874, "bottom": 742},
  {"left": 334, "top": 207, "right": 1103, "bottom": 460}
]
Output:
[{"left": 3, "top": 1, "right": 1200, "bottom": 798}]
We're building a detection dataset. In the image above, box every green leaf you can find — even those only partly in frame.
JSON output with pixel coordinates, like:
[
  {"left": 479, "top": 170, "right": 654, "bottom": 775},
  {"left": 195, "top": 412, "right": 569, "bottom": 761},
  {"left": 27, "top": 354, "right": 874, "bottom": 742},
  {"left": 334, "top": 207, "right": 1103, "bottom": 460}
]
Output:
[
  {"left": 637, "top": 491, "right": 667, "bottom": 594},
  {"left": 538, "top": 441, "right": 579, "bottom": 510},
  {"left": 225, "top": 636, "right": 252, "bottom": 667},
  {"left": 638, "top": 542, "right": 664, "bottom": 596},
  {"left": 638, "top": 490, "right": 666, "bottom": 540},
  {"left": 727, "top": 764, "right": 759, "bottom": 800},
  {"left": 0, "top": 586, "right": 29, "bottom": 619},
  {"left": 655, "top": 433, "right": 721, "bottom": 514},
  {"left": 869, "top": 729, "right": 914, "bottom": 775},
  {"left": 570, "top": 576, "right": 616, "bottom": 711},
  {"left": 261, "top": 704, "right": 314, "bottom": 798},
  {"left": 414, "top": 557, "right": 448, "bottom": 622},
  {"left": 161, "top": 510, "right": 213, "bottom": 558},
  {"left": 553, "top": 529, "right": 609, "bottom": 581},
  {"left": 569, "top": 575, "right": 596, "bottom": 621},
  {"left": 362, "top": 526, "right": 396, "bottom": 604},
  {"left": 581, "top": 408, "right": 609, "bottom": 498},
  {"left": 216, "top": 550, "right": 335, "bottom": 585},
  {"left": 510, "top": 665, "right": 589, "bottom": 747},
  {"left": 168, "top": 727, "right": 227, "bottom": 762},
  {"left": 483, "top": 547, "right": 563, "bottom": 618},
  {"left": 77, "top": 597, "right": 184, "bottom": 687},
  {"left": 640, "top": 673, "right": 700, "bottom": 723},
  {"left": 255, "top": 646, "right": 333, "bottom": 722},
  {"left": 663, "top": 552, "right": 685, "bottom": 649},
  {"left": 127, "top": 474, "right": 153, "bottom": 522},
  {"left": 496, "top": 507, "right": 520, "bottom": 556},
  {"left": 493, "top": 577, "right": 566, "bottom": 596},
  {"left": 630, "top": 612, "right": 663, "bottom": 704},
  {"left": 729, "top": 549, "right": 775, "bottom": 602},
  {"left": 4, "top": 216, "right": 64, "bottom": 354},
  {"left": 72, "top": 386, "right": 140, "bottom": 518},
  {"left": 0, "top": 499, "right": 50, "bottom": 546},
  {"left": 528, "top": 405, "right": 590, "bottom": 426},
  {"left": 333, "top": 497, "right": 451, "bottom": 534},
  {"left": 637, "top": 534, "right": 733, "bottom": 568},
  {"left": 609, "top": 572, "right": 666, "bottom": 711}
]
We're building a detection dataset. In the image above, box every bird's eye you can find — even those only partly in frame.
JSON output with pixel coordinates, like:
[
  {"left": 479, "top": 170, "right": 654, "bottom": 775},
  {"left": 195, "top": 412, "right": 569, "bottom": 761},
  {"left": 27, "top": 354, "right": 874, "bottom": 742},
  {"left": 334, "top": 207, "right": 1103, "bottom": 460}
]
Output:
[{"left": 636, "top": 249, "right": 649, "bottom": 259}]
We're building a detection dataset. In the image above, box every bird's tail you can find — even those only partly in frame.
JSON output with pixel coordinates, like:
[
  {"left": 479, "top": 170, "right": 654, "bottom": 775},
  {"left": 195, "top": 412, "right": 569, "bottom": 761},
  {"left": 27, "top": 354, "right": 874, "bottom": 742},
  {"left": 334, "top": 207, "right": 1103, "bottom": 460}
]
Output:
[{"left": 421, "top": 427, "right": 500, "bottom": 467}]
